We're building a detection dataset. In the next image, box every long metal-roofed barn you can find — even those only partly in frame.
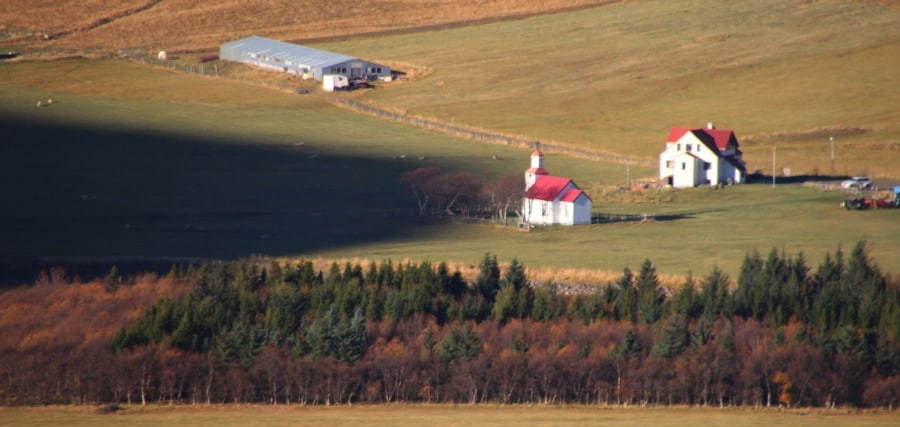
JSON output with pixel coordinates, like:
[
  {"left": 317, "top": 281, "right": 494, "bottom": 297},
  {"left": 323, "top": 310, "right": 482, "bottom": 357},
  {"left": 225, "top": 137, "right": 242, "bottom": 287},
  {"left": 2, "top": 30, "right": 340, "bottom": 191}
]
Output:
[{"left": 219, "top": 36, "right": 391, "bottom": 81}]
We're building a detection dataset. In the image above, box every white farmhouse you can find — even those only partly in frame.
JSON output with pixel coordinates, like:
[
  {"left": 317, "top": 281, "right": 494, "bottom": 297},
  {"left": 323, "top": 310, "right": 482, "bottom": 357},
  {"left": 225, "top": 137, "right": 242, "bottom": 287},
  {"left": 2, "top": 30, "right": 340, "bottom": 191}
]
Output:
[
  {"left": 522, "top": 149, "right": 592, "bottom": 225},
  {"left": 659, "top": 123, "right": 746, "bottom": 188}
]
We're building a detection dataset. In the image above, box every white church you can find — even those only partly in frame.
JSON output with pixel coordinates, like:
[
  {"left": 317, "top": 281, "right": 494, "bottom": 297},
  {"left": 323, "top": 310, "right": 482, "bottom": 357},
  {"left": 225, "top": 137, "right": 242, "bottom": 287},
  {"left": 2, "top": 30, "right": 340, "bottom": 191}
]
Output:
[{"left": 521, "top": 149, "right": 592, "bottom": 225}]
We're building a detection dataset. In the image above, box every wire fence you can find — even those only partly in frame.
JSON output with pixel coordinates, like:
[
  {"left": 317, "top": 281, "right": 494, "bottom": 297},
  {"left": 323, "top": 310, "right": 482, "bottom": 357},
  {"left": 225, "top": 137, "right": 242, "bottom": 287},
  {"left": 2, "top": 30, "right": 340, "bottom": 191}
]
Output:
[
  {"left": 381, "top": 207, "right": 654, "bottom": 229},
  {"left": 328, "top": 96, "right": 655, "bottom": 167},
  {"left": 120, "top": 50, "right": 655, "bottom": 168}
]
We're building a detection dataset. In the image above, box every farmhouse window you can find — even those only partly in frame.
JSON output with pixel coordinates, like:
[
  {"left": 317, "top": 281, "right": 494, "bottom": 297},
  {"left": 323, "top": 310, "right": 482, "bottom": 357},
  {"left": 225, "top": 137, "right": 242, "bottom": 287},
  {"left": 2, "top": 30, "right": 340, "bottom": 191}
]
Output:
[
  {"left": 681, "top": 163, "right": 686, "bottom": 170},
  {"left": 677, "top": 144, "right": 681, "bottom": 151},
  {"left": 686, "top": 144, "right": 692, "bottom": 152},
  {"left": 666, "top": 160, "right": 674, "bottom": 168},
  {"left": 704, "top": 162, "right": 711, "bottom": 170}
]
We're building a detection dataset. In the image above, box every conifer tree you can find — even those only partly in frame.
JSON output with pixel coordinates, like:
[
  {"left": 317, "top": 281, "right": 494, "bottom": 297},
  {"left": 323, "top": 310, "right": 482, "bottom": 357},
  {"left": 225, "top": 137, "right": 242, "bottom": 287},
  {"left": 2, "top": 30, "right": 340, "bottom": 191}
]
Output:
[
  {"left": 762, "top": 248, "right": 790, "bottom": 323},
  {"left": 700, "top": 266, "right": 730, "bottom": 320},
  {"left": 784, "top": 252, "right": 810, "bottom": 323},
  {"left": 652, "top": 315, "right": 689, "bottom": 358},
  {"left": 531, "top": 282, "right": 563, "bottom": 321},
  {"left": 617, "top": 329, "right": 643, "bottom": 359},
  {"left": 492, "top": 284, "right": 518, "bottom": 324},
  {"left": 439, "top": 324, "right": 483, "bottom": 363},
  {"left": 615, "top": 268, "right": 637, "bottom": 323},
  {"left": 670, "top": 274, "right": 699, "bottom": 320},
  {"left": 733, "top": 250, "right": 763, "bottom": 318},
  {"left": 637, "top": 260, "right": 664, "bottom": 324},
  {"left": 845, "top": 241, "right": 885, "bottom": 332},
  {"left": 296, "top": 260, "right": 318, "bottom": 286},
  {"left": 338, "top": 307, "right": 366, "bottom": 364},
  {"left": 474, "top": 253, "right": 501, "bottom": 303},
  {"left": 503, "top": 259, "right": 532, "bottom": 318},
  {"left": 503, "top": 259, "right": 528, "bottom": 292}
]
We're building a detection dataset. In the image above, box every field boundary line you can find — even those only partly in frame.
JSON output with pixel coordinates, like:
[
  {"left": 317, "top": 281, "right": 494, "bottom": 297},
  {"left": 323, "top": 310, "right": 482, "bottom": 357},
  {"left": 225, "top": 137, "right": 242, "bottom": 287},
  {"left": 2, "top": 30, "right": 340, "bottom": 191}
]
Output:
[
  {"left": 323, "top": 95, "right": 656, "bottom": 167},
  {"left": 122, "top": 52, "right": 655, "bottom": 167}
]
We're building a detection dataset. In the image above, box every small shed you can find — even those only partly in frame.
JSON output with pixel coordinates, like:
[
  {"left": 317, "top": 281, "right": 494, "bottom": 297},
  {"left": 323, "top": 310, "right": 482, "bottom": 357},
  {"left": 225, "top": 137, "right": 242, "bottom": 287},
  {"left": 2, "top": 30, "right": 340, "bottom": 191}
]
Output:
[{"left": 219, "top": 36, "right": 391, "bottom": 82}]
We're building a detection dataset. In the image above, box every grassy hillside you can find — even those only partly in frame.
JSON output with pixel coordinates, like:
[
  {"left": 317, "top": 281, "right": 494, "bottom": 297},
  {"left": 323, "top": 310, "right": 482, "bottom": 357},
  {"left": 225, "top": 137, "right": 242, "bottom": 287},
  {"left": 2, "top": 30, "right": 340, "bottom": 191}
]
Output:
[
  {"left": 339, "top": 0, "right": 900, "bottom": 178},
  {"left": 2, "top": 0, "right": 899, "bottom": 279},
  {"left": 2, "top": 59, "right": 898, "bottom": 279},
  {"left": 4, "top": 1, "right": 898, "bottom": 178},
  {"left": 0, "top": 0, "right": 619, "bottom": 53},
  {"left": 0, "top": 60, "right": 648, "bottom": 268}
]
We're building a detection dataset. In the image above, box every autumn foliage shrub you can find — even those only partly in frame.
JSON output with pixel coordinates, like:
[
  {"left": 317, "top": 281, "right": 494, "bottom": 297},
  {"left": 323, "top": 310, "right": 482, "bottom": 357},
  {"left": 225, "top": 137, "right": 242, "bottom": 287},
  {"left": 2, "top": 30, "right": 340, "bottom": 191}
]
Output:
[{"left": 1, "top": 242, "right": 898, "bottom": 407}]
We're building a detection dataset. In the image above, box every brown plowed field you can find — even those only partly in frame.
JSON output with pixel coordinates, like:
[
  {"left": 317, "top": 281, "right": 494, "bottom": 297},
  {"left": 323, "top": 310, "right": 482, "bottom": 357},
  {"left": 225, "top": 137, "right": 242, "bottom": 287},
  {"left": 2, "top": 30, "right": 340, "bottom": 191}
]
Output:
[{"left": 1, "top": 0, "right": 622, "bottom": 54}]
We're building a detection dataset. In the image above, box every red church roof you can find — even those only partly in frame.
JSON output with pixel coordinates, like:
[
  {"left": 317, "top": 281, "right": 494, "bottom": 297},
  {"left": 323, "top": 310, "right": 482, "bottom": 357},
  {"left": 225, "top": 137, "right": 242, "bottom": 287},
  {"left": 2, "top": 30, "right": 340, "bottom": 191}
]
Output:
[
  {"left": 525, "top": 176, "right": 572, "bottom": 201},
  {"left": 561, "top": 188, "right": 589, "bottom": 203}
]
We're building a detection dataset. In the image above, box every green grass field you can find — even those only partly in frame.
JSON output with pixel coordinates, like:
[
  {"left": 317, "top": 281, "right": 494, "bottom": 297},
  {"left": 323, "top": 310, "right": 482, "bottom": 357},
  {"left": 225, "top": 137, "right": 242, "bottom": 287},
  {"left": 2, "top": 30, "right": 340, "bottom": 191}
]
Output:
[
  {"left": 1, "top": 405, "right": 897, "bottom": 427},
  {"left": 1, "top": 58, "right": 898, "bottom": 280},
  {"left": 333, "top": 0, "right": 900, "bottom": 179},
  {"left": 0, "top": 61, "right": 646, "bottom": 263},
  {"left": 2, "top": 0, "right": 900, "bottom": 280}
]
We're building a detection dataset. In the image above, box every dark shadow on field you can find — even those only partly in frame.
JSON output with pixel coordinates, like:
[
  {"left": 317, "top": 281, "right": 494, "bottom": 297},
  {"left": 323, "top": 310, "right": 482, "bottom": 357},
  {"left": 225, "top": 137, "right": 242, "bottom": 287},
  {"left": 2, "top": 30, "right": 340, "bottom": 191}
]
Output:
[
  {"left": 746, "top": 173, "right": 849, "bottom": 185},
  {"left": 652, "top": 213, "right": 695, "bottom": 221},
  {"left": 0, "top": 118, "right": 427, "bottom": 284},
  {"left": 593, "top": 212, "right": 696, "bottom": 223}
]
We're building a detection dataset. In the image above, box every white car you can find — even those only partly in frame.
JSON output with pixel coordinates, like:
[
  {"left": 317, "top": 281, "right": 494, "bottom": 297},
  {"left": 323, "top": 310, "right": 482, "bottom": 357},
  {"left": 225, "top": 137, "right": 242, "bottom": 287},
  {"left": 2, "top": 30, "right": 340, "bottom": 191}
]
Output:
[{"left": 841, "top": 176, "right": 872, "bottom": 189}]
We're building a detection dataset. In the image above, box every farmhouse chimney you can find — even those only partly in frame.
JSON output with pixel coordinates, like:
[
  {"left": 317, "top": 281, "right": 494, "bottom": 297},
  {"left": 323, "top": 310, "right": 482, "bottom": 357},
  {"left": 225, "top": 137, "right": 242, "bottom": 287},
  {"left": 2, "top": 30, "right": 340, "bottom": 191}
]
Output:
[{"left": 707, "top": 122, "right": 715, "bottom": 130}]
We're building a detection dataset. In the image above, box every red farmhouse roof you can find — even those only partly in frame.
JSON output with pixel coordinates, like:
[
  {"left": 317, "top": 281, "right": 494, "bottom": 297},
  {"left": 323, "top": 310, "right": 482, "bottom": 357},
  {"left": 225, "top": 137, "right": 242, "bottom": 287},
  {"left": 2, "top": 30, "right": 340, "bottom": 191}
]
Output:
[
  {"left": 561, "top": 188, "right": 590, "bottom": 203},
  {"left": 701, "top": 129, "right": 736, "bottom": 150},
  {"left": 525, "top": 176, "right": 572, "bottom": 201},
  {"left": 667, "top": 127, "right": 692, "bottom": 143},
  {"left": 668, "top": 127, "right": 737, "bottom": 151}
]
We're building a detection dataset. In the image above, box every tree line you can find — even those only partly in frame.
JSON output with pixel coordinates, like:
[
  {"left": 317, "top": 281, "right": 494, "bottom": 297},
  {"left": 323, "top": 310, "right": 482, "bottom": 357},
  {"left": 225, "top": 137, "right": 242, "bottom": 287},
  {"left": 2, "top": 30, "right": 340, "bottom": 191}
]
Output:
[
  {"left": 401, "top": 167, "right": 523, "bottom": 220},
  {"left": 1, "top": 241, "right": 897, "bottom": 407}
]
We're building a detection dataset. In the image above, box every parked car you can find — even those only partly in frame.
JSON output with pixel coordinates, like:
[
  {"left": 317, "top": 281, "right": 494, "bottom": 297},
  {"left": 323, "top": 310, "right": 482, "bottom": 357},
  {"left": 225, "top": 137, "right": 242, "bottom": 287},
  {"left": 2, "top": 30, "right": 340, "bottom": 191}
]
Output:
[{"left": 841, "top": 176, "right": 872, "bottom": 189}]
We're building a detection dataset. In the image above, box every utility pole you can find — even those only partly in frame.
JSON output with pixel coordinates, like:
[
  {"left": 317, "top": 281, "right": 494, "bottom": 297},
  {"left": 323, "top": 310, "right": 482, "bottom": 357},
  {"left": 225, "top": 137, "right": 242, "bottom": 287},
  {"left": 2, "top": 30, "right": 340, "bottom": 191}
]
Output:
[
  {"left": 830, "top": 136, "right": 835, "bottom": 176},
  {"left": 772, "top": 146, "right": 776, "bottom": 187}
]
